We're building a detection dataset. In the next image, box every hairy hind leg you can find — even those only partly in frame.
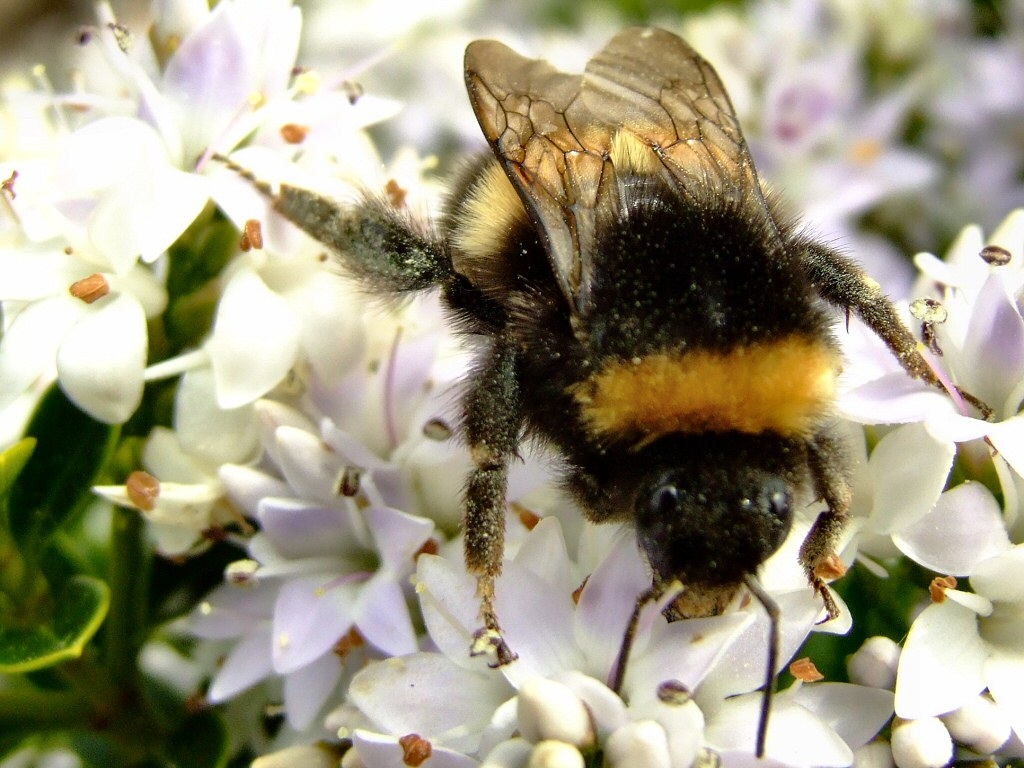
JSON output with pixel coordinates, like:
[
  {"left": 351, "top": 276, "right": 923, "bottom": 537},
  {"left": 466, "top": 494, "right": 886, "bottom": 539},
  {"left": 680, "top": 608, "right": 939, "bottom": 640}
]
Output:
[{"left": 462, "top": 334, "right": 523, "bottom": 666}]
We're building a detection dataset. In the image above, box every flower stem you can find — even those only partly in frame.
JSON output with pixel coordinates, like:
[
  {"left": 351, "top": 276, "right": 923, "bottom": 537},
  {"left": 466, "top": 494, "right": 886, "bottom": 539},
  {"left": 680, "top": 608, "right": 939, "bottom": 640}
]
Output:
[
  {"left": 104, "top": 505, "right": 150, "bottom": 687},
  {"left": 0, "top": 686, "right": 93, "bottom": 728}
]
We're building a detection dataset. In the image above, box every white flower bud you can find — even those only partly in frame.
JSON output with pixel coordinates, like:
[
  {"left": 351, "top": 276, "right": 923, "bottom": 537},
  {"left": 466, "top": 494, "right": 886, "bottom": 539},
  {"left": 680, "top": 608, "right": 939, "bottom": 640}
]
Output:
[
  {"left": 848, "top": 636, "right": 901, "bottom": 690},
  {"left": 941, "top": 695, "right": 1011, "bottom": 754},
  {"left": 481, "top": 738, "right": 533, "bottom": 768},
  {"left": 518, "top": 678, "right": 594, "bottom": 748},
  {"left": 252, "top": 744, "right": 338, "bottom": 768},
  {"left": 854, "top": 740, "right": 895, "bottom": 768},
  {"left": 527, "top": 740, "right": 585, "bottom": 768},
  {"left": 340, "top": 745, "right": 366, "bottom": 768},
  {"left": 891, "top": 718, "right": 953, "bottom": 768},
  {"left": 605, "top": 721, "right": 672, "bottom": 768}
]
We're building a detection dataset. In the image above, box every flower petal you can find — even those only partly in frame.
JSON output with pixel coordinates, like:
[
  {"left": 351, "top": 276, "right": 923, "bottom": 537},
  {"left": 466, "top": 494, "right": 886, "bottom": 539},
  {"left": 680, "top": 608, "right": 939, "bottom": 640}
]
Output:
[
  {"left": 272, "top": 425, "right": 345, "bottom": 505},
  {"left": 791, "top": 682, "right": 894, "bottom": 749},
  {"left": 624, "top": 613, "right": 750, "bottom": 706},
  {"left": 698, "top": 589, "right": 823, "bottom": 701},
  {"left": 985, "top": 651, "right": 1024, "bottom": 744},
  {"left": 283, "top": 650, "right": 342, "bottom": 730},
  {"left": 348, "top": 653, "right": 511, "bottom": 754},
  {"left": 355, "top": 574, "right": 418, "bottom": 657},
  {"left": 365, "top": 505, "right": 433, "bottom": 573},
  {"left": 175, "top": 367, "right": 259, "bottom": 464},
  {"left": 573, "top": 532, "right": 650, "bottom": 673},
  {"left": 705, "top": 693, "right": 852, "bottom": 766},
  {"left": 56, "top": 293, "right": 146, "bottom": 423},
  {"left": 279, "top": 270, "right": 366, "bottom": 383},
  {"left": 272, "top": 576, "right": 356, "bottom": 673},
  {"left": 839, "top": 373, "right": 951, "bottom": 425},
  {"left": 89, "top": 164, "right": 208, "bottom": 267},
  {"left": 416, "top": 554, "right": 487, "bottom": 672},
  {"left": 895, "top": 601, "right": 988, "bottom": 719},
  {"left": 219, "top": 463, "right": 290, "bottom": 517},
  {"left": 970, "top": 545, "right": 1024, "bottom": 602},
  {"left": 189, "top": 581, "right": 277, "bottom": 640},
  {"left": 0, "top": 295, "right": 84, "bottom": 408},
  {"left": 961, "top": 274, "right": 1024, "bottom": 408},
  {"left": 206, "top": 266, "right": 301, "bottom": 408},
  {"left": 511, "top": 516, "right": 573, "bottom": 590},
  {"left": 496, "top": 558, "right": 583, "bottom": 686},
  {"left": 986, "top": 415, "right": 1024, "bottom": 481},
  {"left": 161, "top": 2, "right": 255, "bottom": 163},
  {"left": 892, "top": 482, "right": 1009, "bottom": 574},
  {"left": 257, "top": 498, "right": 360, "bottom": 561},
  {"left": 207, "top": 624, "right": 274, "bottom": 702},
  {"left": 351, "top": 730, "right": 479, "bottom": 768},
  {"left": 864, "top": 423, "right": 955, "bottom": 534}
]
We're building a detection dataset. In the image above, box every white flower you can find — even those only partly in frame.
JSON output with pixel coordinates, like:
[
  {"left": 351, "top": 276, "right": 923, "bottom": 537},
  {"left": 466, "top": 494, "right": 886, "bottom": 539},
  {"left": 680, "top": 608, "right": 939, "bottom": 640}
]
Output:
[
  {"left": 93, "top": 425, "right": 238, "bottom": 556},
  {"left": 0, "top": 0, "right": 396, "bottom": 425},
  {"left": 892, "top": 483, "right": 1024, "bottom": 744},
  {"left": 0, "top": 234, "right": 166, "bottom": 423}
]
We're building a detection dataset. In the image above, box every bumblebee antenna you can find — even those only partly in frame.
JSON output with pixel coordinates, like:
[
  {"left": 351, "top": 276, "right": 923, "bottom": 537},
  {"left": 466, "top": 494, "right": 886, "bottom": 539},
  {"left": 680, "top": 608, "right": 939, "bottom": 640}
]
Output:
[
  {"left": 609, "top": 586, "right": 655, "bottom": 693},
  {"left": 609, "top": 582, "right": 685, "bottom": 693},
  {"left": 743, "top": 573, "right": 780, "bottom": 759}
]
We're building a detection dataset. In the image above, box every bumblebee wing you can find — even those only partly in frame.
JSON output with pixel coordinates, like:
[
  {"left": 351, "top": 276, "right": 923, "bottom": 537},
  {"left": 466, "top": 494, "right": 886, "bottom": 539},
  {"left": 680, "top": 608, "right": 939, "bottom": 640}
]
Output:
[
  {"left": 465, "top": 27, "right": 768, "bottom": 315},
  {"left": 465, "top": 39, "right": 616, "bottom": 314},
  {"left": 582, "top": 27, "right": 766, "bottom": 207}
]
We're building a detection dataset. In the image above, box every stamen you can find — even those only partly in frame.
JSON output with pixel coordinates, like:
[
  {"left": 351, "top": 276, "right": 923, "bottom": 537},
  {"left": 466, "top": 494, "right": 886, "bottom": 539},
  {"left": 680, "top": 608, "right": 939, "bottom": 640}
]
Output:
[{"left": 69, "top": 273, "right": 111, "bottom": 303}]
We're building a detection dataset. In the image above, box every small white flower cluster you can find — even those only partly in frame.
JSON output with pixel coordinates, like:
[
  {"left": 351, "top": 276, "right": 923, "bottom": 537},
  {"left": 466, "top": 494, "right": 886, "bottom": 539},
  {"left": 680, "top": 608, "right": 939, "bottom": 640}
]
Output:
[
  {"left": 0, "top": 0, "right": 396, "bottom": 435},
  {"left": 849, "top": 636, "right": 1015, "bottom": 767},
  {"left": 833, "top": 208, "right": 1024, "bottom": 766}
]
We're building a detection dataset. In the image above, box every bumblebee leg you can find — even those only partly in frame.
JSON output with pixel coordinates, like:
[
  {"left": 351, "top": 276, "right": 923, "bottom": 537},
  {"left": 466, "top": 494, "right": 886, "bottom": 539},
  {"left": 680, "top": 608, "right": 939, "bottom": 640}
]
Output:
[
  {"left": 802, "top": 243, "right": 992, "bottom": 418},
  {"left": 274, "top": 187, "right": 452, "bottom": 294},
  {"left": 800, "top": 431, "right": 851, "bottom": 621},
  {"left": 802, "top": 243, "right": 987, "bottom": 417},
  {"left": 802, "top": 244, "right": 936, "bottom": 381},
  {"left": 463, "top": 335, "right": 522, "bottom": 666}
]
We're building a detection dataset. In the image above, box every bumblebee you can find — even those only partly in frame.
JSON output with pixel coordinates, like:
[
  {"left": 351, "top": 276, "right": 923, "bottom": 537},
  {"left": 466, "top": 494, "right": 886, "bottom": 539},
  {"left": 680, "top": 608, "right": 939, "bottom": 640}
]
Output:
[{"left": 231, "top": 27, "right": 981, "bottom": 755}]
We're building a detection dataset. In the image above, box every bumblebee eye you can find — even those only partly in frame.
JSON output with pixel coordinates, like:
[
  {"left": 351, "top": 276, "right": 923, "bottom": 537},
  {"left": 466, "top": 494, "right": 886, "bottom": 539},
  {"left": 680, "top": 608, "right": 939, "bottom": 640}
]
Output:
[
  {"left": 768, "top": 489, "right": 790, "bottom": 520},
  {"left": 650, "top": 483, "right": 682, "bottom": 518}
]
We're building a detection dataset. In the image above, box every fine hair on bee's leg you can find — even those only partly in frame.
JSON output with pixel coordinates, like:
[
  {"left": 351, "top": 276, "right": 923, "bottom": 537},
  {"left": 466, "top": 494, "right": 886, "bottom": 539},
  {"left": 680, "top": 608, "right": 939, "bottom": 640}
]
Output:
[
  {"left": 275, "top": 185, "right": 452, "bottom": 295},
  {"left": 800, "top": 241, "right": 992, "bottom": 418},
  {"left": 463, "top": 334, "right": 523, "bottom": 666},
  {"left": 214, "top": 154, "right": 452, "bottom": 295}
]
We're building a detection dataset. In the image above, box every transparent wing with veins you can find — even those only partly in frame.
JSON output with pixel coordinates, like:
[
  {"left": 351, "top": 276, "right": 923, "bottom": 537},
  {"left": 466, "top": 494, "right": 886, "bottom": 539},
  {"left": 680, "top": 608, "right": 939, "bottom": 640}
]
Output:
[{"left": 464, "top": 27, "right": 769, "bottom": 316}]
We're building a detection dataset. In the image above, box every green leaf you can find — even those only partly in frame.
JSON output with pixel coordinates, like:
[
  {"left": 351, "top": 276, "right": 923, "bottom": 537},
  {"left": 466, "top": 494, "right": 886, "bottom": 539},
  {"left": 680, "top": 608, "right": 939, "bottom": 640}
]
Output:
[
  {"left": 7, "top": 385, "right": 117, "bottom": 555},
  {"left": 166, "top": 711, "right": 229, "bottom": 768},
  {"left": 0, "top": 575, "right": 110, "bottom": 673},
  {"left": 0, "top": 438, "right": 36, "bottom": 503}
]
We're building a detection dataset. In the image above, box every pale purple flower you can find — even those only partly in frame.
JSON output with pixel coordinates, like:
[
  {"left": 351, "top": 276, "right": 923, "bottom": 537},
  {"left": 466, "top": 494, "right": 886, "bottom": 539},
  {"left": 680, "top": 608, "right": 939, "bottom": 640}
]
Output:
[
  {"left": 336, "top": 510, "right": 889, "bottom": 767},
  {"left": 190, "top": 448, "right": 434, "bottom": 729}
]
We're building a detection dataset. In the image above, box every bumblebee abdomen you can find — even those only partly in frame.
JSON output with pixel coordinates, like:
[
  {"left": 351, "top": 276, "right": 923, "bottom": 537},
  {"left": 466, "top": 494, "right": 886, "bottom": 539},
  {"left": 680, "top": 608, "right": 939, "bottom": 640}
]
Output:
[{"left": 570, "top": 336, "right": 841, "bottom": 444}]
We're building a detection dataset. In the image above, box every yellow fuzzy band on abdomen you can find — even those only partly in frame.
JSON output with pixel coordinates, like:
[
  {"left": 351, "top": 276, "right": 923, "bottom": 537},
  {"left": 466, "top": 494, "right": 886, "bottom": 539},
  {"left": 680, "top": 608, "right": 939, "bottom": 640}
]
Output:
[{"left": 572, "top": 336, "right": 840, "bottom": 442}]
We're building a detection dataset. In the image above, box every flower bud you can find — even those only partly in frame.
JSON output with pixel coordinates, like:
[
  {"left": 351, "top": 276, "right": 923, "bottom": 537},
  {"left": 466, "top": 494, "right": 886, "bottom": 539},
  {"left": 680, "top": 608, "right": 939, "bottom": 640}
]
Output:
[
  {"left": 252, "top": 744, "right": 339, "bottom": 768},
  {"left": 518, "top": 678, "right": 594, "bottom": 748},
  {"left": 853, "top": 740, "right": 895, "bottom": 768},
  {"left": 481, "top": 738, "right": 533, "bottom": 768},
  {"left": 605, "top": 721, "right": 671, "bottom": 768},
  {"left": 941, "top": 695, "right": 1011, "bottom": 754},
  {"left": 527, "top": 740, "right": 584, "bottom": 768},
  {"left": 891, "top": 718, "right": 953, "bottom": 768},
  {"left": 848, "top": 636, "right": 901, "bottom": 690}
]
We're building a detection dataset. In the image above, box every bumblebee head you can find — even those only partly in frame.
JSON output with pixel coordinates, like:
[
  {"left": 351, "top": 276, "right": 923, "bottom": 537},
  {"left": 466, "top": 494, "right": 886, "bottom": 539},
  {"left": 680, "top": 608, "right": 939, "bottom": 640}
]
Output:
[{"left": 624, "top": 434, "right": 801, "bottom": 612}]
